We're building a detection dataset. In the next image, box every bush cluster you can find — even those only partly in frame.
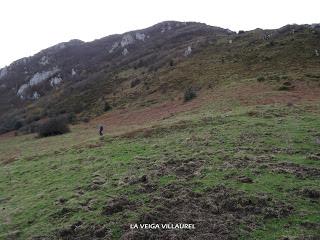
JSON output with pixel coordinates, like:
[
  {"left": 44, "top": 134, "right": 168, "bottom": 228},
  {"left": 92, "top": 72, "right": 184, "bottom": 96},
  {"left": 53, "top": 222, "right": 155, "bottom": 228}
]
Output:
[
  {"left": 104, "top": 102, "right": 112, "bottom": 112},
  {"left": 257, "top": 76, "right": 266, "bottom": 82},
  {"left": 184, "top": 87, "right": 197, "bottom": 102},
  {"left": 38, "top": 117, "right": 70, "bottom": 137}
]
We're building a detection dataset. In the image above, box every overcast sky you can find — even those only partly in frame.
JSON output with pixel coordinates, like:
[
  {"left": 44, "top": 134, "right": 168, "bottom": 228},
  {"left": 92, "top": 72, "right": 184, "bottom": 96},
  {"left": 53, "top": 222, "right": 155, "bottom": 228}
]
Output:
[{"left": 0, "top": 0, "right": 319, "bottom": 68}]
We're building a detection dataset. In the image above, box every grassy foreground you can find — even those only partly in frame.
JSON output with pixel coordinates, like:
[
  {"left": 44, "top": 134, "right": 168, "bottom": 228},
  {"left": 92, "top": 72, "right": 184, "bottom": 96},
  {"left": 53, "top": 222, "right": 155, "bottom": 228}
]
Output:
[{"left": 0, "top": 100, "right": 320, "bottom": 239}]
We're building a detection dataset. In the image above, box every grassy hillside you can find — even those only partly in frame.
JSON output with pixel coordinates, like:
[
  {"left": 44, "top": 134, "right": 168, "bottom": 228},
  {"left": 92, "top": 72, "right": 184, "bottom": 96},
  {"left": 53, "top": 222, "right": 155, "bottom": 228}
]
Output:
[
  {"left": 1, "top": 78, "right": 319, "bottom": 239},
  {"left": 1, "top": 23, "right": 319, "bottom": 136}
]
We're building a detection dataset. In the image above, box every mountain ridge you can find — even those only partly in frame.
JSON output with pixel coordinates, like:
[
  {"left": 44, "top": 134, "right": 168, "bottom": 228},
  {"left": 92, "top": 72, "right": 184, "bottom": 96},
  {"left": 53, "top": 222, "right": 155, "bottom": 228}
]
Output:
[{"left": 0, "top": 20, "right": 319, "bottom": 134}]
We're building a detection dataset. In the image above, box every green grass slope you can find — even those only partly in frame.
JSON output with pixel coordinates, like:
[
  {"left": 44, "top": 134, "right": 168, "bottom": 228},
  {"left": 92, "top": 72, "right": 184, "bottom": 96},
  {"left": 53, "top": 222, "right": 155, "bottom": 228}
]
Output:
[{"left": 1, "top": 91, "right": 319, "bottom": 239}]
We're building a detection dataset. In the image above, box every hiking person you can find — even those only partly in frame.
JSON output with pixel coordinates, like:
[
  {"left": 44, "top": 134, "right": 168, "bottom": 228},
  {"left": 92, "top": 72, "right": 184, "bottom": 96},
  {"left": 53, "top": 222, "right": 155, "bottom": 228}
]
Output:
[{"left": 99, "top": 125, "right": 104, "bottom": 136}]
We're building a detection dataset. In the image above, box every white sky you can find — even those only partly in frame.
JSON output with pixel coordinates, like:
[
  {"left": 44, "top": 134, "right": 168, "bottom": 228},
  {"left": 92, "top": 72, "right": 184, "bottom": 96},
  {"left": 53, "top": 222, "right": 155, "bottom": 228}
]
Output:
[{"left": 0, "top": 0, "right": 319, "bottom": 68}]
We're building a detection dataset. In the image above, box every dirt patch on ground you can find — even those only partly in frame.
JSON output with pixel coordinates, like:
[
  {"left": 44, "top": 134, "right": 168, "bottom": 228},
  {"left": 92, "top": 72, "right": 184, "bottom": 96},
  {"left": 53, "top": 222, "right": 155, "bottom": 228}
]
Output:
[
  {"left": 268, "top": 162, "right": 320, "bottom": 179},
  {"left": 247, "top": 108, "right": 294, "bottom": 119},
  {"left": 236, "top": 175, "right": 254, "bottom": 183},
  {"left": 1, "top": 156, "right": 19, "bottom": 165},
  {"left": 219, "top": 154, "right": 274, "bottom": 170},
  {"left": 135, "top": 183, "right": 158, "bottom": 194},
  {"left": 228, "top": 81, "right": 320, "bottom": 107},
  {"left": 0, "top": 131, "right": 16, "bottom": 140},
  {"left": 299, "top": 188, "right": 320, "bottom": 199},
  {"left": 150, "top": 154, "right": 208, "bottom": 179},
  {"left": 50, "top": 207, "right": 78, "bottom": 220},
  {"left": 92, "top": 97, "right": 204, "bottom": 134},
  {"left": 79, "top": 198, "right": 98, "bottom": 212},
  {"left": 123, "top": 174, "right": 148, "bottom": 185},
  {"left": 102, "top": 197, "right": 136, "bottom": 215},
  {"left": 308, "top": 153, "right": 320, "bottom": 161},
  {"left": 3, "top": 230, "right": 21, "bottom": 240},
  {"left": 121, "top": 184, "right": 293, "bottom": 240},
  {"left": 39, "top": 222, "right": 111, "bottom": 240}
]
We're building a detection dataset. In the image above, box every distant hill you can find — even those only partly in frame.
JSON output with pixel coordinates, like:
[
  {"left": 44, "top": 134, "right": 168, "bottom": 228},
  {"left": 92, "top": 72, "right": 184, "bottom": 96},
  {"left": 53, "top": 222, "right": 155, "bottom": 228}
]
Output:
[{"left": 0, "top": 21, "right": 319, "bottom": 134}]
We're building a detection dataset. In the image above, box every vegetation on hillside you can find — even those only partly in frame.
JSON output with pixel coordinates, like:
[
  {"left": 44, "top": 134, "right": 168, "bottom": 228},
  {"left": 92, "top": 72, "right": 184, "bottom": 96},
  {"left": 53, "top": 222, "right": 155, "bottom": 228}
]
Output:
[
  {"left": 0, "top": 22, "right": 319, "bottom": 240},
  {"left": 0, "top": 22, "right": 319, "bottom": 134},
  {"left": 38, "top": 117, "right": 70, "bottom": 137},
  {"left": 0, "top": 85, "right": 319, "bottom": 239}
]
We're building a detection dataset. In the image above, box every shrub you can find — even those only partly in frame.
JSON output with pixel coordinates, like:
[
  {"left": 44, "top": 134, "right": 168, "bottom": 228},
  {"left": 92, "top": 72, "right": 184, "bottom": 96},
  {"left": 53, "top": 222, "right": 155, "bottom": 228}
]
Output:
[
  {"left": 184, "top": 87, "right": 197, "bottom": 102},
  {"left": 278, "top": 85, "right": 290, "bottom": 91},
  {"left": 0, "top": 114, "right": 25, "bottom": 134},
  {"left": 13, "top": 118, "right": 24, "bottom": 130},
  {"left": 267, "top": 41, "right": 275, "bottom": 47},
  {"left": 83, "top": 118, "right": 90, "bottom": 123},
  {"left": 80, "top": 116, "right": 90, "bottom": 123},
  {"left": 130, "top": 79, "right": 141, "bottom": 88},
  {"left": 66, "top": 112, "right": 77, "bottom": 124},
  {"left": 305, "top": 73, "right": 320, "bottom": 79},
  {"left": 38, "top": 117, "right": 70, "bottom": 137},
  {"left": 270, "top": 75, "right": 281, "bottom": 81},
  {"left": 20, "top": 121, "right": 40, "bottom": 134},
  {"left": 257, "top": 76, "right": 265, "bottom": 82},
  {"left": 50, "top": 113, "right": 75, "bottom": 125},
  {"left": 283, "top": 81, "right": 292, "bottom": 86},
  {"left": 25, "top": 114, "right": 41, "bottom": 124},
  {"left": 103, "top": 102, "right": 112, "bottom": 112},
  {"left": 73, "top": 103, "right": 85, "bottom": 114},
  {"left": 278, "top": 81, "right": 294, "bottom": 91}
]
